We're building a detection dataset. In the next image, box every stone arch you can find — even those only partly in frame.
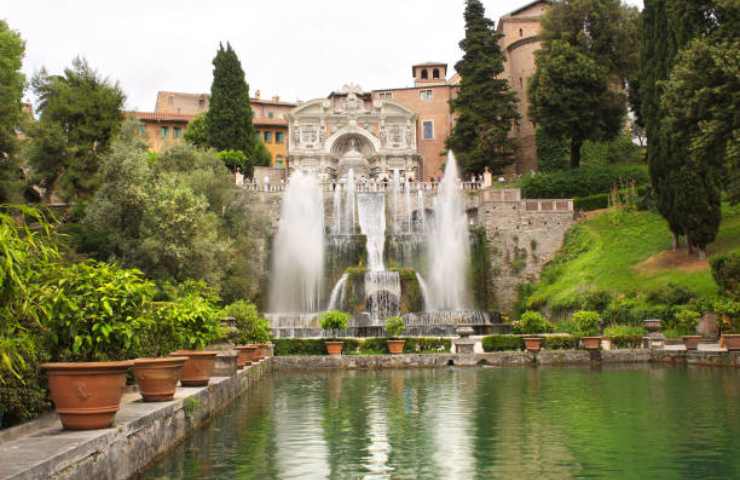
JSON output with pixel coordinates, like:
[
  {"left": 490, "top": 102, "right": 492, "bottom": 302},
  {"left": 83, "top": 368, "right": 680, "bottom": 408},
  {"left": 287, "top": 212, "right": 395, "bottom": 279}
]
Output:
[{"left": 325, "top": 125, "right": 381, "bottom": 155}]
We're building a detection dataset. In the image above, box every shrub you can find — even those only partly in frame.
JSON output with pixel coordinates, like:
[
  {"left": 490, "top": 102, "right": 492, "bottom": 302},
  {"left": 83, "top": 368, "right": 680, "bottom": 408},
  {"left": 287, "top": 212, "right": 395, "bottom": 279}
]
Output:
[
  {"left": 714, "top": 298, "right": 740, "bottom": 333},
  {"left": 603, "top": 297, "right": 668, "bottom": 326},
  {"left": 645, "top": 283, "right": 695, "bottom": 306},
  {"left": 574, "top": 193, "right": 609, "bottom": 211},
  {"left": 604, "top": 325, "right": 646, "bottom": 349},
  {"left": 674, "top": 308, "right": 701, "bottom": 336},
  {"left": 520, "top": 164, "right": 649, "bottom": 199},
  {"left": 0, "top": 339, "right": 50, "bottom": 429},
  {"left": 482, "top": 335, "right": 525, "bottom": 352},
  {"left": 384, "top": 316, "right": 405, "bottom": 338},
  {"left": 319, "top": 311, "right": 351, "bottom": 338},
  {"left": 222, "top": 300, "right": 271, "bottom": 344},
  {"left": 40, "top": 261, "right": 155, "bottom": 362},
  {"left": 711, "top": 253, "right": 740, "bottom": 299},
  {"left": 513, "top": 311, "right": 554, "bottom": 334},
  {"left": 543, "top": 335, "right": 580, "bottom": 350},
  {"left": 272, "top": 337, "right": 451, "bottom": 356},
  {"left": 572, "top": 310, "right": 601, "bottom": 336}
]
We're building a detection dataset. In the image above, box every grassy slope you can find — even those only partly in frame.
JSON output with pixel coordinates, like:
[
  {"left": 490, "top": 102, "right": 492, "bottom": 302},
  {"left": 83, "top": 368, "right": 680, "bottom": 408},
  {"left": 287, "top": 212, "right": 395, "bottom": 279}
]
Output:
[{"left": 528, "top": 204, "right": 740, "bottom": 310}]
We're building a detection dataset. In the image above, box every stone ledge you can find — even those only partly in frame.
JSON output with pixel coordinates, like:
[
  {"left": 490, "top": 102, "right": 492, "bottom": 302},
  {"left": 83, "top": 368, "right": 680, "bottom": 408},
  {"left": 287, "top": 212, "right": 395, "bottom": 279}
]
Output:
[{"left": 0, "top": 359, "right": 271, "bottom": 480}]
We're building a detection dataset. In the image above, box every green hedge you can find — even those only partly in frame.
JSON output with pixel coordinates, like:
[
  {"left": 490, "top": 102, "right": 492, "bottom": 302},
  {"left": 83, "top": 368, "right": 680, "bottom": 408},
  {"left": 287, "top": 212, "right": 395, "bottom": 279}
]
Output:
[
  {"left": 543, "top": 335, "right": 581, "bottom": 350},
  {"left": 482, "top": 335, "right": 525, "bottom": 352},
  {"left": 574, "top": 193, "right": 609, "bottom": 211},
  {"left": 520, "top": 164, "right": 649, "bottom": 199},
  {"left": 272, "top": 337, "right": 451, "bottom": 356},
  {"left": 608, "top": 335, "right": 644, "bottom": 349}
]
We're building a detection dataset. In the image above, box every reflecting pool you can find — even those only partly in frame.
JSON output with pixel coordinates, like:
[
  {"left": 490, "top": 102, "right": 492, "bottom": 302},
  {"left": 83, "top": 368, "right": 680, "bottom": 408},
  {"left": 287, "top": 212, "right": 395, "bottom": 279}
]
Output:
[{"left": 139, "top": 366, "right": 740, "bottom": 480}]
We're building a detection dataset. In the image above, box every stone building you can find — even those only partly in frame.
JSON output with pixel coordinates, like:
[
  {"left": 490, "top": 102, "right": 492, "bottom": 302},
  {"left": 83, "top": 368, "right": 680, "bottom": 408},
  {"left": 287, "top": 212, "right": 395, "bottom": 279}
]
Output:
[
  {"left": 130, "top": 90, "right": 294, "bottom": 167},
  {"left": 287, "top": 84, "right": 421, "bottom": 180}
]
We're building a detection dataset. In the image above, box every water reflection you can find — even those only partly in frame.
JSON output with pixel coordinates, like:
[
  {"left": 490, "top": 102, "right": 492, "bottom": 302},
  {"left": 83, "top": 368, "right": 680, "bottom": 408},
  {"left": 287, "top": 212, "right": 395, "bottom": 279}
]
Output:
[{"left": 139, "top": 365, "right": 740, "bottom": 480}]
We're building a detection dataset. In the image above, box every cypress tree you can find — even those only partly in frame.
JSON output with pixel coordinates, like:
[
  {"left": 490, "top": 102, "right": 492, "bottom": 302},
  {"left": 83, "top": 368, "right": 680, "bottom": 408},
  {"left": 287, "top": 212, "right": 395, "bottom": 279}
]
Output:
[
  {"left": 447, "top": 0, "right": 520, "bottom": 175},
  {"left": 206, "top": 43, "right": 257, "bottom": 171}
]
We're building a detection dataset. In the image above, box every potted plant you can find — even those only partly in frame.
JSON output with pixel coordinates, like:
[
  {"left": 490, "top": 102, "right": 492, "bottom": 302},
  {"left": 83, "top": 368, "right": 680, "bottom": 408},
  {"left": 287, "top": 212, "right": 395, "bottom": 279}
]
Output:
[
  {"left": 385, "top": 316, "right": 406, "bottom": 354},
  {"left": 673, "top": 308, "right": 702, "bottom": 351},
  {"left": 39, "top": 261, "right": 153, "bottom": 430},
  {"left": 523, "top": 337, "right": 544, "bottom": 353},
  {"left": 715, "top": 298, "right": 740, "bottom": 350},
  {"left": 167, "top": 293, "right": 221, "bottom": 387},
  {"left": 222, "top": 301, "right": 271, "bottom": 368},
  {"left": 319, "top": 310, "right": 350, "bottom": 356},
  {"left": 570, "top": 310, "right": 602, "bottom": 350}
]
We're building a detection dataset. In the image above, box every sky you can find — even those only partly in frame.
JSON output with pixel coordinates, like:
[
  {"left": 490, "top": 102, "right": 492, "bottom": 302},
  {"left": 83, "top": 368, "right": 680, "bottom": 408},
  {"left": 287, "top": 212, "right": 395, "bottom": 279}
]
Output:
[{"left": 6, "top": 0, "right": 643, "bottom": 112}]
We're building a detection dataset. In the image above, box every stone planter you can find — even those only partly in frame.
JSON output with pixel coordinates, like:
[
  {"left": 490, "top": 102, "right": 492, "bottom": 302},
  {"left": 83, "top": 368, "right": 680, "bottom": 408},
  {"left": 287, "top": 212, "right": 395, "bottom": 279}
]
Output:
[
  {"left": 523, "top": 337, "right": 543, "bottom": 353},
  {"left": 256, "top": 343, "right": 272, "bottom": 359},
  {"left": 582, "top": 336, "right": 602, "bottom": 350},
  {"left": 682, "top": 336, "right": 702, "bottom": 351},
  {"left": 170, "top": 350, "right": 217, "bottom": 387},
  {"left": 721, "top": 334, "right": 740, "bottom": 351},
  {"left": 132, "top": 357, "right": 187, "bottom": 402},
  {"left": 234, "top": 346, "right": 253, "bottom": 369},
  {"left": 325, "top": 341, "right": 344, "bottom": 356},
  {"left": 41, "top": 361, "right": 132, "bottom": 430},
  {"left": 244, "top": 344, "right": 261, "bottom": 363},
  {"left": 387, "top": 339, "right": 406, "bottom": 354},
  {"left": 644, "top": 319, "right": 662, "bottom": 332}
]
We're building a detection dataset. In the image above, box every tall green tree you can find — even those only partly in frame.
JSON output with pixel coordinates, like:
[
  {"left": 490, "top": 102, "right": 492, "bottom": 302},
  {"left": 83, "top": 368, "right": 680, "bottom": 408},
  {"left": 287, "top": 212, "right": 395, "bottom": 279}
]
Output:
[
  {"left": 28, "top": 57, "right": 124, "bottom": 201},
  {"left": 0, "top": 20, "right": 26, "bottom": 202},
  {"left": 447, "top": 0, "right": 519, "bottom": 175},
  {"left": 529, "top": 0, "right": 638, "bottom": 168},
  {"left": 205, "top": 43, "right": 257, "bottom": 172}
]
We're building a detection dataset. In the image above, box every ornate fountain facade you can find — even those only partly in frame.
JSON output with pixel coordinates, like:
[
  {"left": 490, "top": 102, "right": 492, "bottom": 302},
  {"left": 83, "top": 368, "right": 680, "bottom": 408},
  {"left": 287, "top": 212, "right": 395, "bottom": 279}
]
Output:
[{"left": 287, "top": 84, "right": 421, "bottom": 181}]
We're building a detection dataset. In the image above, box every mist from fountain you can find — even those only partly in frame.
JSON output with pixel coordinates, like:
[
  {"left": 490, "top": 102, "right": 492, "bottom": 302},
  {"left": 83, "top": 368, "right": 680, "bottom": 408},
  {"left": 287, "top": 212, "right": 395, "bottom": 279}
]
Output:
[
  {"left": 426, "top": 151, "right": 470, "bottom": 311},
  {"left": 344, "top": 169, "right": 356, "bottom": 234},
  {"left": 357, "top": 192, "right": 386, "bottom": 271},
  {"left": 268, "top": 170, "right": 325, "bottom": 313},
  {"left": 415, "top": 272, "right": 431, "bottom": 312},
  {"left": 404, "top": 177, "right": 412, "bottom": 233},
  {"left": 416, "top": 189, "right": 426, "bottom": 232},
  {"left": 327, "top": 272, "right": 349, "bottom": 311}
]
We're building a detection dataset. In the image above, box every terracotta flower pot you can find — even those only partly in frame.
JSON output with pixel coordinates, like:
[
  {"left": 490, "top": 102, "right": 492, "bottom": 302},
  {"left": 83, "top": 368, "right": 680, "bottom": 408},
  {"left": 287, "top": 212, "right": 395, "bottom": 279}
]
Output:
[
  {"left": 682, "top": 335, "right": 702, "bottom": 351},
  {"left": 325, "top": 341, "right": 344, "bottom": 356},
  {"left": 234, "top": 346, "right": 253, "bottom": 369},
  {"left": 257, "top": 342, "right": 272, "bottom": 359},
  {"left": 523, "top": 337, "right": 543, "bottom": 353},
  {"left": 582, "top": 336, "right": 602, "bottom": 350},
  {"left": 132, "top": 357, "right": 187, "bottom": 402},
  {"left": 721, "top": 334, "right": 740, "bottom": 351},
  {"left": 387, "top": 339, "right": 406, "bottom": 354},
  {"left": 170, "top": 350, "right": 217, "bottom": 387},
  {"left": 244, "top": 344, "right": 261, "bottom": 363},
  {"left": 41, "top": 361, "right": 132, "bottom": 430}
]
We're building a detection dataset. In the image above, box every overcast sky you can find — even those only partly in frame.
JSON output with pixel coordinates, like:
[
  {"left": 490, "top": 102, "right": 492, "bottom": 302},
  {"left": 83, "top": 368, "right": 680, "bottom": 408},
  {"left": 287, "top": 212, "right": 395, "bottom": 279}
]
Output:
[{"left": 6, "top": 0, "right": 642, "bottom": 111}]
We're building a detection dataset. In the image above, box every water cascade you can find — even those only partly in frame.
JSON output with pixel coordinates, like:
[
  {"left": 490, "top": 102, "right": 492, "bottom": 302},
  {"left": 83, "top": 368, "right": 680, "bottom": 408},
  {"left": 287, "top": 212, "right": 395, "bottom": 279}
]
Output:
[
  {"left": 344, "top": 169, "right": 357, "bottom": 234},
  {"left": 426, "top": 151, "right": 470, "bottom": 310},
  {"left": 404, "top": 178, "right": 412, "bottom": 233},
  {"left": 357, "top": 193, "right": 387, "bottom": 271},
  {"left": 392, "top": 169, "right": 400, "bottom": 234},
  {"left": 416, "top": 189, "right": 426, "bottom": 232},
  {"left": 415, "top": 272, "right": 431, "bottom": 312},
  {"left": 268, "top": 171, "right": 325, "bottom": 313},
  {"left": 327, "top": 273, "right": 349, "bottom": 311}
]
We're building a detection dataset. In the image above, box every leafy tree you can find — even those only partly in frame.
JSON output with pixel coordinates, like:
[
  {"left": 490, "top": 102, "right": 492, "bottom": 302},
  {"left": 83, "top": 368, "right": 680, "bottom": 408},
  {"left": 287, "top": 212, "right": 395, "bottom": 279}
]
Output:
[
  {"left": 535, "top": 127, "right": 569, "bottom": 172},
  {"left": 206, "top": 43, "right": 257, "bottom": 171},
  {"left": 0, "top": 20, "right": 26, "bottom": 202},
  {"left": 446, "top": 0, "right": 519, "bottom": 175},
  {"left": 28, "top": 57, "right": 124, "bottom": 200},
  {"left": 183, "top": 113, "right": 208, "bottom": 148},
  {"left": 253, "top": 138, "right": 272, "bottom": 167},
  {"left": 529, "top": 40, "right": 625, "bottom": 168},
  {"left": 217, "top": 149, "right": 247, "bottom": 173}
]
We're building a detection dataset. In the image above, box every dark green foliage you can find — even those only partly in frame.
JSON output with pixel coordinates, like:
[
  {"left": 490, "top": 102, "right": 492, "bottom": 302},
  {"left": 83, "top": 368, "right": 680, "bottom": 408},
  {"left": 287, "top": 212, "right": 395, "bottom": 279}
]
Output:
[
  {"left": 581, "top": 135, "right": 645, "bottom": 166},
  {"left": 520, "top": 164, "right": 648, "bottom": 198},
  {"left": 221, "top": 300, "right": 270, "bottom": 344},
  {"left": 396, "top": 268, "right": 423, "bottom": 314},
  {"left": 0, "top": 358, "right": 49, "bottom": 429},
  {"left": 205, "top": 43, "right": 257, "bottom": 170},
  {"left": 217, "top": 149, "right": 247, "bottom": 173},
  {"left": 183, "top": 113, "right": 208, "bottom": 148},
  {"left": 645, "top": 283, "right": 695, "bottom": 306},
  {"left": 574, "top": 193, "right": 609, "bottom": 211},
  {"left": 603, "top": 297, "right": 669, "bottom": 326},
  {"left": 469, "top": 226, "right": 494, "bottom": 310},
  {"left": 447, "top": 0, "right": 519, "bottom": 174},
  {"left": 28, "top": 57, "right": 125, "bottom": 200},
  {"left": 513, "top": 311, "right": 554, "bottom": 334},
  {"left": 543, "top": 335, "right": 581, "bottom": 350},
  {"left": 711, "top": 253, "right": 740, "bottom": 299},
  {"left": 481, "top": 335, "right": 524, "bottom": 352},
  {"left": 535, "top": 128, "right": 569, "bottom": 172},
  {"left": 0, "top": 20, "right": 27, "bottom": 203}
]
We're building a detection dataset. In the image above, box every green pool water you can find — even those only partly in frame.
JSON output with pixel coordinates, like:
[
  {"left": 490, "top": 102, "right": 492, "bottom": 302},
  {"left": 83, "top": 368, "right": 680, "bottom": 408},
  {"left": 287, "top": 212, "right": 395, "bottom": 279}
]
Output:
[{"left": 139, "top": 365, "right": 740, "bottom": 480}]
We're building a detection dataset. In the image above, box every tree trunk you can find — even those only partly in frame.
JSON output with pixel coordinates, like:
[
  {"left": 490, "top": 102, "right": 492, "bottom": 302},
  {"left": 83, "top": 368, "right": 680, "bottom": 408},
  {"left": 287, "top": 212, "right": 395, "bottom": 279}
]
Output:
[
  {"left": 570, "top": 138, "right": 583, "bottom": 169},
  {"left": 671, "top": 232, "right": 680, "bottom": 251},
  {"left": 697, "top": 247, "right": 706, "bottom": 260}
]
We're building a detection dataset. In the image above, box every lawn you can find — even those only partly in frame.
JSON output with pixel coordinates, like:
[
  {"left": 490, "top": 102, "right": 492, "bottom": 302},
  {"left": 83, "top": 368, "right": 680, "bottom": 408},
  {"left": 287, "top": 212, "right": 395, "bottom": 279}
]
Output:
[{"left": 526, "top": 203, "right": 740, "bottom": 311}]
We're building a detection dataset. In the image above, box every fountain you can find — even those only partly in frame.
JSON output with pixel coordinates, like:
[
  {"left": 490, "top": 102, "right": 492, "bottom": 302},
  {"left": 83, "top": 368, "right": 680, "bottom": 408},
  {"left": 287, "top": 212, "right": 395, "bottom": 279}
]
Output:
[{"left": 425, "top": 151, "right": 470, "bottom": 310}]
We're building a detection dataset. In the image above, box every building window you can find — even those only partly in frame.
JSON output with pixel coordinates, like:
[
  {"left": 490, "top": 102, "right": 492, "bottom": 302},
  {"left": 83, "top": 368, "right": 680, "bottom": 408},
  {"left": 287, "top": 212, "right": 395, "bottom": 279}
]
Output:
[
  {"left": 267, "top": 111, "right": 274, "bottom": 119},
  {"left": 421, "top": 69, "right": 428, "bottom": 80},
  {"left": 275, "top": 155, "right": 285, "bottom": 169},
  {"left": 519, "top": 77, "right": 523, "bottom": 88},
  {"left": 160, "top": 126, "right": 169, "bottom": 139},
  {"left": 276, "top": 131, "right": 285, "bottom": 144},
  {"left": 420, "top": 89, "right": 433, "bottom": 101},
  {"left": 173, "top": 127, "right": 182, "bottom": 138},
  {"left": 519, "top": 28, "right": 523, "bottom": 37},
  {"left": 264, "top": 131, "right": 273, "bottom": 143},
  {"left": 138, "top": 126, "right": 146, "bottom": 136},
  {"left": 422, "top": 120, "right": 434, "bottom": 140},
  {"left": 432, "top": 68, "right": 440, "bottom": 79}
]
